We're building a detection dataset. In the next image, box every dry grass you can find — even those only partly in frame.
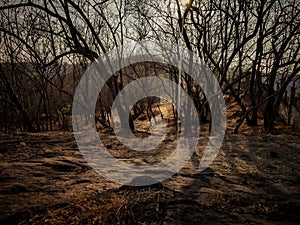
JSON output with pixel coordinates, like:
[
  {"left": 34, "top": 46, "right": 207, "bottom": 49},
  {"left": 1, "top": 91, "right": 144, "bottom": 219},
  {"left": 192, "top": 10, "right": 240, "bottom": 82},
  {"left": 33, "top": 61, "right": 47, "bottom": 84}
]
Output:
[{"left": 29, "top": 185, "right": 174, "bottom": 225}]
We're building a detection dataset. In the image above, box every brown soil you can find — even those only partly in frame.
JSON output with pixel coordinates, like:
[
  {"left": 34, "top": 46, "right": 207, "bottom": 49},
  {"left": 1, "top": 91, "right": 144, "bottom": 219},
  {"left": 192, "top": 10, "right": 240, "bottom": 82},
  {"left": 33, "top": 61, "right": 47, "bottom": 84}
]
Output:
[{"left": 0, "top": 104, "right": 300, "bottom": 224}]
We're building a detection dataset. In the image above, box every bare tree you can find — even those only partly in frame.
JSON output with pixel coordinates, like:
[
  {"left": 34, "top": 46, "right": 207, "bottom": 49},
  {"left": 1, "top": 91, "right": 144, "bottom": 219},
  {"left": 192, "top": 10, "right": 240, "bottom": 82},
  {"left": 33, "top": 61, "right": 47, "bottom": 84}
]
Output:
[{"left": 1, "top": 0, "right": 299, "bottom": 133}]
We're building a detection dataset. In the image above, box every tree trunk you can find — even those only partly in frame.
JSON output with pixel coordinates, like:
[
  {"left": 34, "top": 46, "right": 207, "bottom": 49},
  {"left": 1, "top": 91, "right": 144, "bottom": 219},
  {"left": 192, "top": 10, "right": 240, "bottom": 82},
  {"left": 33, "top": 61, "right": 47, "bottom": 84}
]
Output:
[
  {"left": 263, "top": 96, "right": 280, "bottom": 133},
  {"left": 263, "top": 108, "right": 275, "bottom": 133}
]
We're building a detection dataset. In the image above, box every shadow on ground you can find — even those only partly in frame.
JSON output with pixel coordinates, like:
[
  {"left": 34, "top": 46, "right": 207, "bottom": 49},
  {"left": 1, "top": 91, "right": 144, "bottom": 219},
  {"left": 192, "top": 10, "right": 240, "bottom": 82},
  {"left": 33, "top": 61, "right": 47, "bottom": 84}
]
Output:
[{"left": 0, "top": 128, "right": 299, "bottom": 224}]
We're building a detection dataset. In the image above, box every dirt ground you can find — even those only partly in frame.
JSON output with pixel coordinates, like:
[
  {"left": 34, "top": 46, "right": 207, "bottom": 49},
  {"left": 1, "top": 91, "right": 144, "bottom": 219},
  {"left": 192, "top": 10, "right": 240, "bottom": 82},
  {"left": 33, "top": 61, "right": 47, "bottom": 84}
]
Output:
[{"left": 0, "top": 105, "right": 300, "bottom": 224}]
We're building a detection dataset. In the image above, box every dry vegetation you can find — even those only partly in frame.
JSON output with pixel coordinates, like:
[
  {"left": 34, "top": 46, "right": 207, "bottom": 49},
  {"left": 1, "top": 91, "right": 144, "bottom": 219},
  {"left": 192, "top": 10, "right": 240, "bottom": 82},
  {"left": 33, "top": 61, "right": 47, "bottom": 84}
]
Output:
[
  {"left": 1, "top": 1, "right": 299, "bottom": 224},
  {"left": 1, "top": 101, "right": 299, "bottom": 225}
]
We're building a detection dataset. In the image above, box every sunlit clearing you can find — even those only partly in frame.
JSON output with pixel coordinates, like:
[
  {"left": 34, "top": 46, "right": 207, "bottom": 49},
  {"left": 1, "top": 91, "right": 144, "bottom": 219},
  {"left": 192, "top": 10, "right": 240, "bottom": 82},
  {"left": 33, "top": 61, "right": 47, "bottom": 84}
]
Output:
[{"left": 180, "top": 0, "right": 190, "bottom": 6}]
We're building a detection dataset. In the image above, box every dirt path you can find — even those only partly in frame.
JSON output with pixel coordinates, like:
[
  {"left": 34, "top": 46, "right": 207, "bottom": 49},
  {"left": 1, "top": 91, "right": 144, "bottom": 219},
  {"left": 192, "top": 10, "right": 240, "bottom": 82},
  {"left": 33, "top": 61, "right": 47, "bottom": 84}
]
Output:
[
  {"left": 0, "top": 124, "right": 299, "bottom": 224},
  {"left": 1, "top": 102, "right": 300, "bottom": 224}
]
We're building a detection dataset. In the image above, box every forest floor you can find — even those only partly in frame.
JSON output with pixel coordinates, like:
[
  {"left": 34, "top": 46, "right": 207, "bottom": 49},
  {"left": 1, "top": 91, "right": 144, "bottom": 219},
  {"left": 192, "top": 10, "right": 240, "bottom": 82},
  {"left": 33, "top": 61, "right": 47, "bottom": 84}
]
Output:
[{"left": 0, "top": 102, "right": 300, "bottom": 225}]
